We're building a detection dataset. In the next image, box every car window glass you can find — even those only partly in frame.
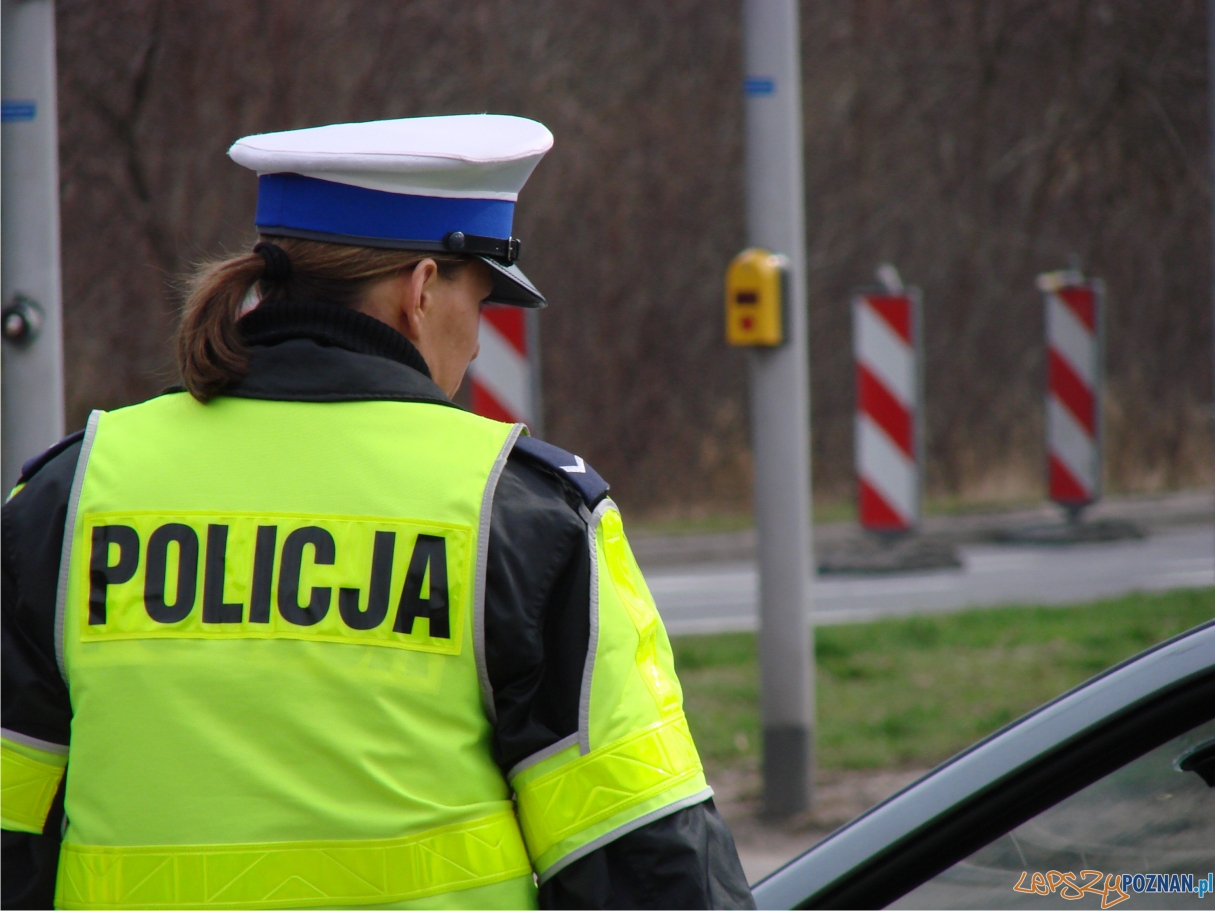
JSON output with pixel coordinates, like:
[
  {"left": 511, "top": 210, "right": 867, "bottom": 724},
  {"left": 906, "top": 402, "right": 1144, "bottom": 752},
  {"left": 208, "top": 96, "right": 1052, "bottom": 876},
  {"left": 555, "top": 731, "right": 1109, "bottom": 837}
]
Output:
[{"left": 892, "top": 718, "right": 1215, "bottom": 909}]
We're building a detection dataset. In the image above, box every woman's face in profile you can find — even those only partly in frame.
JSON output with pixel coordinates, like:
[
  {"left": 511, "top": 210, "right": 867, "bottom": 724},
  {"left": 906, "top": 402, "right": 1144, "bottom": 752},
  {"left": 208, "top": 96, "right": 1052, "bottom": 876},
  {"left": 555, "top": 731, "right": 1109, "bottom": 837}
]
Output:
[
  {"left": 417, "top": 259, "right": 495, "bottom": 397},
  {"left": 356, "top": 257, "right": 496, "bottom": 398}
]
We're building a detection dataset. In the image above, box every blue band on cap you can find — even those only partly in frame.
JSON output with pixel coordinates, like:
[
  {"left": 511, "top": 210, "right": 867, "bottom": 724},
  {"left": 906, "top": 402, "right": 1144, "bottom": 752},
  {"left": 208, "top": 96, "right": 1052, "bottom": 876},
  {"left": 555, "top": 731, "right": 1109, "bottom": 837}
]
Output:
[{"left": 255, "top": 173, "right": 515, "bottom": 243}]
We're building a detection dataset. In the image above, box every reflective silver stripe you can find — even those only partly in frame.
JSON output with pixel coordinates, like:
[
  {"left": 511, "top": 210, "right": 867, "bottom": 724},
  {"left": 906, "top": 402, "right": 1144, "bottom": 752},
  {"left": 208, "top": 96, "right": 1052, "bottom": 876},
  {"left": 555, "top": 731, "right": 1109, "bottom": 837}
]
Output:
[
  {"left": 473, "top": 422, "right": 526, "bottom": 725},
  {"left": 578, "top": 498, "right": 612, "bottom": 755},
  {"left": 0, "top": 727, "right": 68, "bottom": 755},
  {"left": 507, "top": 732, "right": 578, "bottom": 782},
  {"left": 54, "top": 411, "right": 101, "bottom": 683},
  {"left": 536, "top": 786, "right": 714, "bottom": 885}
]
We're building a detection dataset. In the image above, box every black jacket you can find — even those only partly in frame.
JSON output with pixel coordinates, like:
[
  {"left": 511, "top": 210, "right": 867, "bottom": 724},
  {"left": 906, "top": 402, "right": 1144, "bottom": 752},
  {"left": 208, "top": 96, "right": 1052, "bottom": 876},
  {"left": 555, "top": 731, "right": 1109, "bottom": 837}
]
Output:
[{"left": 1, "top": 301, "right": 753, "bottom": 910}]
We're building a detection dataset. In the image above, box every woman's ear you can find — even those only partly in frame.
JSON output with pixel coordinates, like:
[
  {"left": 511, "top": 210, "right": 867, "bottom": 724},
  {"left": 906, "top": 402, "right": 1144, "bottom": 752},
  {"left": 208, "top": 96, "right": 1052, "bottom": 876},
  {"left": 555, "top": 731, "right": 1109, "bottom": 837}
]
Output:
[{"left": 398, "top": 259, "right": 438, "bottom": 341}]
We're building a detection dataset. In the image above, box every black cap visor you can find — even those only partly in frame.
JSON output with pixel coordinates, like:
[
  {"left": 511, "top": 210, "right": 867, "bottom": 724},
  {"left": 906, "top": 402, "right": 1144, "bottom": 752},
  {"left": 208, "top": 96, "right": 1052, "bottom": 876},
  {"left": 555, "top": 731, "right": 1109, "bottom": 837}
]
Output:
[{"left": 479, "top": 256, "right": 546, "bottom": 308}]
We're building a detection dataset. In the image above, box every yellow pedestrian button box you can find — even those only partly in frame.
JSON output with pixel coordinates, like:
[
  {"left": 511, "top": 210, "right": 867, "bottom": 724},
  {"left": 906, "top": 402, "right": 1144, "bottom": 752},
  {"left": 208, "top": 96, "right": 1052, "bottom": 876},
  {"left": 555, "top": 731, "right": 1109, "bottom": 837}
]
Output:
[{"left": 725, "top": 248, "right": 786, "bottom": 346}]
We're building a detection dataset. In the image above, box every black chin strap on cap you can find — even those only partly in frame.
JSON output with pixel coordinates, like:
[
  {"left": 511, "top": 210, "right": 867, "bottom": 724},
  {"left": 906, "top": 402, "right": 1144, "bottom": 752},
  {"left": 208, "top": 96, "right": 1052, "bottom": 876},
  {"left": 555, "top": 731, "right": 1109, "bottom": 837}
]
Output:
[
  {"left": 253, "top": 241, "right": 292, "bottom": 284},
  {"left": 443, "top": 231, "right": 521, "bottom": 265}
]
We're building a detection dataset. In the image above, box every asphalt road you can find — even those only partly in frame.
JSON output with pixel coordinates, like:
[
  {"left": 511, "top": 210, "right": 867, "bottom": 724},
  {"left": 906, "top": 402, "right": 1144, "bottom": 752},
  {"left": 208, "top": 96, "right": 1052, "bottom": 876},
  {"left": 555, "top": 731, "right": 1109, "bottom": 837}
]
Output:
[{"left": 647, "top": 524, "right": 1215, "bottom": 635}]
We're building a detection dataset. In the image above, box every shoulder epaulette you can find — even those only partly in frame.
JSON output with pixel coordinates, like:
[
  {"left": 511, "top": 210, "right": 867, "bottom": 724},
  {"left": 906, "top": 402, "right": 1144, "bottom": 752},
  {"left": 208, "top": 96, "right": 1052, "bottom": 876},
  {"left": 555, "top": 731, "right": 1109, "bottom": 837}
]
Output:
[
  {"left": 17, "top": 429, "right": 85, "bottom": 486},
  {"left": 512, "top": 435, "right": 610, "bottom": 508}
]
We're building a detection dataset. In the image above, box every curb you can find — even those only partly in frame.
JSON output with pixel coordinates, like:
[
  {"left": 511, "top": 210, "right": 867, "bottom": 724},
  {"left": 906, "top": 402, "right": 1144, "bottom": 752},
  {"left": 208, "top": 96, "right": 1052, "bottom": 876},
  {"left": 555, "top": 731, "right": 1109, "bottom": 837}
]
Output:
[{"left": 631, "top": 489, "right": 1213, "bottom": 570}]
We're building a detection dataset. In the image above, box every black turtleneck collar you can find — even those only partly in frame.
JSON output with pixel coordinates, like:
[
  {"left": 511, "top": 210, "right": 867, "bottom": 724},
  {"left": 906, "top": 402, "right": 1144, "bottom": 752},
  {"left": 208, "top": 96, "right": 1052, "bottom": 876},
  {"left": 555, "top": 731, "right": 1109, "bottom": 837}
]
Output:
[
  {"left": 240, "top": 300, "right": 433, "bottom": 377},
  {"left": 225, "top": 299, "right": 455, "bottom": 407}
]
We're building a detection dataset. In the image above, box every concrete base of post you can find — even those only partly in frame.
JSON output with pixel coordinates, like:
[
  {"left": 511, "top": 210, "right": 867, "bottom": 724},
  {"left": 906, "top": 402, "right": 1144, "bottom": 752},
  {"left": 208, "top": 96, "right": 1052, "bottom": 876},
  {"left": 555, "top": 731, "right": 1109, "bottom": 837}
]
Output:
[
  {"left": 994, "top": 517, "right": 1144, "bottom": 546},
  {"left": 762, "top": 725, "right": 812, "bottom": 818},
  {"left": 819, "top": 533, "right": 961, "bottom": 575}
]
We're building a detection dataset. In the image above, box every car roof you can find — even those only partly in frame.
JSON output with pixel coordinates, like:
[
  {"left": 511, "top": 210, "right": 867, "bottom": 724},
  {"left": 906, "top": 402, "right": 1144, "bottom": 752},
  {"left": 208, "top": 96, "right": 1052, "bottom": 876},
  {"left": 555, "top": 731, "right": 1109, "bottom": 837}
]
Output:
[{"left": 753, "top": 619, "right": 1215, "bottom": 909}]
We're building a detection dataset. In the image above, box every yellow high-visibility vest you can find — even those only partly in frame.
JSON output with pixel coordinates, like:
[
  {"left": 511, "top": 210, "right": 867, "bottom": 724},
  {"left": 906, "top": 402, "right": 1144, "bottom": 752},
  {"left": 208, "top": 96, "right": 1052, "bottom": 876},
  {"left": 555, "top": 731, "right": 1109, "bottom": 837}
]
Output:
[{"left": 4, "top": 389, "right": 706, "bottom": 909}]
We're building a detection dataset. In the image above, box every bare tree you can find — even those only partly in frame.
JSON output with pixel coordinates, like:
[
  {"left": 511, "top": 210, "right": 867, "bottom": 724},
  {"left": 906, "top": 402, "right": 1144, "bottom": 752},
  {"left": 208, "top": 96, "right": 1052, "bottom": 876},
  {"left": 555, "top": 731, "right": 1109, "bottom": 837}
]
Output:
[{"left": 55, "top": 0, "right": 1211, "bottom": 517}]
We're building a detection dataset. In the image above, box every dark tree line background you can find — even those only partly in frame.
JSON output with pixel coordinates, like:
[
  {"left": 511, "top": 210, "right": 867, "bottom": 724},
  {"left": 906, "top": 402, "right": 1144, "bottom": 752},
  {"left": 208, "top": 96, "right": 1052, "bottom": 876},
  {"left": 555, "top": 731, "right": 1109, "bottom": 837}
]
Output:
[{"left": 55, "top": 0, "right": 1212, "bottom": 518}]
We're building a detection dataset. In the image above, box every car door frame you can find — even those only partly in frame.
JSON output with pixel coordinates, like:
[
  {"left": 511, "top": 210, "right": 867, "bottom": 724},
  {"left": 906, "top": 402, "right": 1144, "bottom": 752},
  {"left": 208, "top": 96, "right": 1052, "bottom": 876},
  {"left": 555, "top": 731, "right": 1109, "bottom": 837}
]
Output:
[{"left": 752, "top": 621, "right": 1215, "bottom": 910}]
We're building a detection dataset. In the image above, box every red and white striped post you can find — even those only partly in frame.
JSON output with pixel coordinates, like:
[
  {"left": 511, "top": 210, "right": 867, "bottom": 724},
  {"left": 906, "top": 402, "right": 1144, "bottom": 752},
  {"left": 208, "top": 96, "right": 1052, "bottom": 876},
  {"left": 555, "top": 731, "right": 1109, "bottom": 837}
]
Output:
[
  {"left": 854, "top": 288, "right": 922, "bottom": 533},
  {"left": 468, "top": 305, "right": 543, "bottom": 433},
  {"left": 1039, "top": 271, "right": 1103, "bottom": 514}
]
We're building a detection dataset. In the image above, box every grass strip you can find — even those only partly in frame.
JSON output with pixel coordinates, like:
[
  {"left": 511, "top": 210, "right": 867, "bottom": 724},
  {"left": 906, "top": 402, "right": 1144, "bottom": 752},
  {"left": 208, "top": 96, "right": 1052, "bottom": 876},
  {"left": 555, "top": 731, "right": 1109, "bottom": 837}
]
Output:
[{"left": 672, "top": 587, "right": 1214, "bottom": 771}]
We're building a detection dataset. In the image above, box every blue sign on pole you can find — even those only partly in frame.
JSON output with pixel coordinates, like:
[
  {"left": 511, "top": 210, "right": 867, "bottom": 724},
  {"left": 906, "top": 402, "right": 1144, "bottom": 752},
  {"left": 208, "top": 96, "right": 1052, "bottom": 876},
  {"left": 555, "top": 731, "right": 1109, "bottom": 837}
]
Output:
[
  {"left": 744, "top": 77, "right": 775, "bottom": 97},
  {"left": 2, "top": 100, "right": 37, "bottom": 122}
]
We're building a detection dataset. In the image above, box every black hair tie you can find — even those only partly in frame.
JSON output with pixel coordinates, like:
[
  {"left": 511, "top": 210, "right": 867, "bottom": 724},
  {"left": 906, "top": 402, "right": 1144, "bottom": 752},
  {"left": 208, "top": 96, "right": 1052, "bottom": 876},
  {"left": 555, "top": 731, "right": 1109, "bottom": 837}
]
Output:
[{"left": 253, "top": 241, "right": 292, "bottom": 284}]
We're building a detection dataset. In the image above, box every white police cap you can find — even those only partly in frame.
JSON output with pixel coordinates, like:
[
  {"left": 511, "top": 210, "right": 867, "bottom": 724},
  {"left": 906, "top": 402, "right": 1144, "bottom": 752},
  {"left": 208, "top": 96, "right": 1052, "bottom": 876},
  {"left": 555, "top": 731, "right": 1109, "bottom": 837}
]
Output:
[{"left": 229, "top": 114, "right": 554, "bottom": 307}]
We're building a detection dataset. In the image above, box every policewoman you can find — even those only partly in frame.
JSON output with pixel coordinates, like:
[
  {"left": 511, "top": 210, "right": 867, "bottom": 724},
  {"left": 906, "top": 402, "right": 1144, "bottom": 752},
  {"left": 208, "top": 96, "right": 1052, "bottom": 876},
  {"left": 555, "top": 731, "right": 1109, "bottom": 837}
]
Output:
[{"left": 2, "top": 115, "right": 753, "bottom": 910}]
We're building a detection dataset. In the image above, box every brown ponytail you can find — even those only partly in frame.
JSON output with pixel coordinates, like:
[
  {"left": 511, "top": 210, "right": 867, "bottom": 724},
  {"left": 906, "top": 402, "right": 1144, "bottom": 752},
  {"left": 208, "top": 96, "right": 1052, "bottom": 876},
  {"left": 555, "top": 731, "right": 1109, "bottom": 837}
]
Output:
[
  {"left": 176, "top": 252, "right": 265, "bottom": 404},
  {"left": 176, "top": 236, "right": 469, "bottom": 402}
]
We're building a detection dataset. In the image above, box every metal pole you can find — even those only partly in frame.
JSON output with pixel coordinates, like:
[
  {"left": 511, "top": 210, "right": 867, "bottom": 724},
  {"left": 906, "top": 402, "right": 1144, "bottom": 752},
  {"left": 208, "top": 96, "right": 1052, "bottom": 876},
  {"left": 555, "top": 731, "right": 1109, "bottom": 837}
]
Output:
[
  {"left": 742, "top": 0, "right": 815, "bottom": 817},
  {"left": 2, "top": 0, "right": 66, "bottom": 492}
]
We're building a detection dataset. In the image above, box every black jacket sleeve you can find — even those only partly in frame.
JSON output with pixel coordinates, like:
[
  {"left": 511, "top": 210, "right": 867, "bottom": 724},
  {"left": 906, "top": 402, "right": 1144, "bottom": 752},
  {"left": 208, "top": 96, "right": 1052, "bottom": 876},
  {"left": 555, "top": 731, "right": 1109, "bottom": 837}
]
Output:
[
  {"left": 540, "top": 797, "right": 754, "bottom": 911},
  {"left": 484, "top": 450, "right": 754, "bottom": 910},
  {"left": 2, "top": 440, "right": 81, "bottom": 910}
]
